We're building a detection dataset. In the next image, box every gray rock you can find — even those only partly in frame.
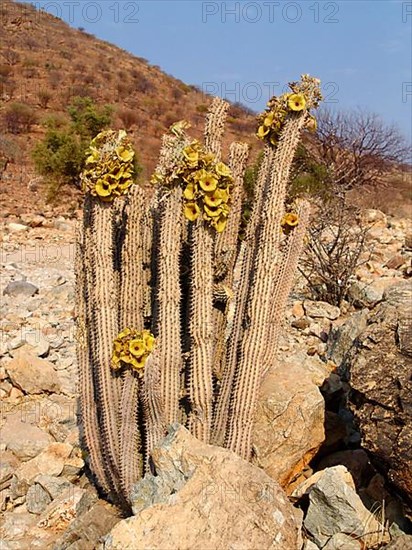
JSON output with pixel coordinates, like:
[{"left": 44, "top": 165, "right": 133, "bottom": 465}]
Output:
[
  {"left": 3, "top": 280, "right": 39, "bottom": 298},
  {"left": 323, "top": 533, "right": 362, "bottom": 549},
  {"left": 327, "top": 310, "right": 368, "bottom": 368},
  {"left": 304, "top": 300, "right": 340, "bottom": 320},
  {"left": 51, "top": 501, "right": 120, "bottom": 550},
  {"left": 34, "top": 475, "right": 71, "bottom": 500},
  {"left": 348, "top": 278, "right": 404, "bottom": 308},
  {"left": 1, "top": 416, "right": 52, "bottom": 461},
  {"left": 304, "top": 466, "right": 388, "bottom": 548},
  {"left": 348, "top": 281, "right": 412, "bottom": 502},
  {"left": 26, "top": 482, "right": 52, "bottom": 514},
  {"left": 383, "top": 535, "right": 412, "bottom": 549}
]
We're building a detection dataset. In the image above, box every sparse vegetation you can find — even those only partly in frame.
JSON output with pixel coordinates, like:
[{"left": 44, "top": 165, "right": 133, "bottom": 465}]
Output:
[{"left": 2, "top": 102, "right": 37, "bottom": 134}]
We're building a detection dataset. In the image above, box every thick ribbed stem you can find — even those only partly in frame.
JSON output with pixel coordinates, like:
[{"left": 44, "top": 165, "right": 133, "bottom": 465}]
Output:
[
  {"left": 75, "top": 217, "right": 110, "bottom": 495},
  {"left": 141, "top": 348, "right": 166, "bottom": 472},
  {"left": 154, "top": 187, "right": 183, "bottom": 425},
  {"left": 87, "top": 199, "right": 122, "bottom": 495},
  {"left": 225, "top": 114, "right": 308, "bottom": 459},
  {"left": 211, "top": 147, "right": 274, "bottom": 446},
  {"left": 262, "top": 199, "right": 311, "bottom": 376},
  {"left": 204, "top": 97, "right": 230, "bottom": 159},
  {"left": 187, "top": 222, "right": 214, "bottom": 441},
  {"left": 212, "top": 142, "right": 249, "bottom": 380},
  {"left": 118, "top": 184, "right": 146, "bottom": 499}
]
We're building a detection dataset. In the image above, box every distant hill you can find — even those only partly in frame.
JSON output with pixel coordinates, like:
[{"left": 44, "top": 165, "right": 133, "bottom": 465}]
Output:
[{"left": 0, "top": 1, "right": 258, "bottom": 216}]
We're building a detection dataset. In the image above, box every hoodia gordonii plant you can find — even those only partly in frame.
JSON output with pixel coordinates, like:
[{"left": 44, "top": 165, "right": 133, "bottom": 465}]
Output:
[{"left": 75, "top": 75, "right": 322, "bottom": 509}]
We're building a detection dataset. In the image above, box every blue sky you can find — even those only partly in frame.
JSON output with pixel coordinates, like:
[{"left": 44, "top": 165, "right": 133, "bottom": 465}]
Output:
[{"left": 37, "top": 0, "right": 411, "bottom": 142}]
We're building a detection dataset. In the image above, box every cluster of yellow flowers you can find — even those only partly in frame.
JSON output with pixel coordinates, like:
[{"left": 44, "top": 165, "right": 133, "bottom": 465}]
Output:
[
  {"left": 179, "top": 141, "right": 232, "bottom": 233},
  {"left": 151, "top": 124, "right": 233, "bottom": 233},
  {"left": 111, "top": 328, "right": 155, "bottom": 375},
  {"left": 257, "top": 75, "right": 322, "bottom": 147},
  {"left": 256, "top": 93, "right": 312, "bottom": 146},
  {"left": 281, "top": 212, "right": 299, "bottom": 235},
  {"left": 81, "top": 129, "right": 135, "bottom": 201}
]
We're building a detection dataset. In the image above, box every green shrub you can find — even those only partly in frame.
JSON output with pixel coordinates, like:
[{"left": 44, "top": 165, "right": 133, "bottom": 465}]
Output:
[
  {"left": 68, "top": 96, "right": 113, "bottom": 140},
  {"left": 32, "top": 128, "right": 84, "bottom": 187}
]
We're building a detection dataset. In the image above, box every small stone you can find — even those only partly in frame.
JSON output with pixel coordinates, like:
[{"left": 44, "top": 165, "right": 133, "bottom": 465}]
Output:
[
  {"left": 385, "top": 254, "right": 406, "bottom": 270},
  {"left": 3, "top": 280, "right": 39, "bottom": 298},
  {"left": 359, "top": 209, "right": 387, "bottom": 228},
  {"left": 323, "top": 533, "right": 362, "bottom": 549},
  {"left": 34, "top": 475, "right": 71, "bottom": 500},
  {"left": 26, "top": 483, "right": 52, "bottom": 514},
  {"left": 292, "top": 301, "right": 305, "bottom": 318},
  {"left": 292, "top": 317, "right": 310, "bottom": 330},
  {"left": 303, "top": 300, "right": 340, "bottom": 320},
  {"left": 1, "top": 416, "right": 52, "bottom": 461},
  {"left": 16, "top": 443, "right": 73, "bottom": 483},
  {"left": 11, "top": 332, "right": 50, "bottom": 358},
  {"left": 8, "top": 223, "right": 29, "bottom": 232}
]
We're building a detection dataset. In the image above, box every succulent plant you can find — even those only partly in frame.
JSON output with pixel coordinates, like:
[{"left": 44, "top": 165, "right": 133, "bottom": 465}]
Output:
[{"left": 76, "top": 75, "right": 322, "bottom": 509}]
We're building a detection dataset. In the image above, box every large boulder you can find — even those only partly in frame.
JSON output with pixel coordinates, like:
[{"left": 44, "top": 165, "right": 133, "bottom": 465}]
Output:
[
  {"left": 302, "top": 466, "right": 388, "bottom": 548},
  {"left": 348, "top": 281, "right": 412, "bottom": 504},
  {"left": 252, "top": 353, "right": 327, "bottom": 487},
  {"left": 104, "top": 424, "right": 299, "bottom": 550}
]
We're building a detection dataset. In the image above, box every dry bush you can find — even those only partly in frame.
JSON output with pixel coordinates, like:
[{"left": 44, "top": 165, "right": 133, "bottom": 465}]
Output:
[
  {"left": 299, "top": 200, "right": 371, "bottom": 306},
  {"left": 48, "top": 70, "right": 61, "bottom": 89},
  {"left": 117, "top": 107, "right": 139, "bottom": 129},
  {"left": 308, "top": 108, "right": 410, "bottom": 194},
  {"left": 38, "top": 89, "right": 52, "bottom": 109},
  {"left": 2, "top": 102, "right": 38, "bottom": 134},
  {"left": 2, "top": 48, "right": 20, "bottom": 66}
]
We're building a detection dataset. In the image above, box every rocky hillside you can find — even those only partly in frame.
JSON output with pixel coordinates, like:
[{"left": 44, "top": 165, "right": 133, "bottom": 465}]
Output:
[{"left": 0, "top": 1, "right": 257, "bottom": 214}]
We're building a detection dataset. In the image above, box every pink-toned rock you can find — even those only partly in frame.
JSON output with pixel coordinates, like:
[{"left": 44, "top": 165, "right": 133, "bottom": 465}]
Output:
[
  {"left": 252, "top": 354, "right": 327, "bottom": 487},
  {"left": 105, "top": 425, "right": 299, "bottom": 550},
  {"left": 6, "top": 350, "right": 62, "bottom": 395},
  {"left": 16, "top": 443, "right": 72, "bottom": 483}
]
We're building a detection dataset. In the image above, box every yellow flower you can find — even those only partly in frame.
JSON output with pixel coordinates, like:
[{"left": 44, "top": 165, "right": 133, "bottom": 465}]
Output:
[
  {"left": 281, "top": 212, "right": 299, "bottom": 228},
  {"left": 116, "top": 146, "right": 134, "bottom": 162},
  {"left": 184, "top": 202, "right": 201, "bottom": 221},
  {"left": 203, "top": 204, "right": 221, "bottom": 218},
  {"left": 219, "top": 187, "right": 230, "bottom": 203},
  {"left": 204, "top": 189, "right": 224, "bottom": 207},
  {"left": 199, "top": 172, "right": 218, "bottom": 192},
  {"left": 257, "top": 125, "right": 270, "bottom": 139},
  {"left": 143, "top": 330, "right": 155, "bottom": 352},
  {"left": 118, "top": 328, "right": 132, "bottom": 339},
  {"left": 201, "top": 152, "right": 216, "bottom": 166},
  {"left": 130, "top": 355, "right": 146, "bottom": 373},
  {"left": 215, "top": 162, "right": 231, "bottom": 178},
  {"left": 287, "top": 93, "right": 306, "bottom": 112},
  {"left": 213, "top": 216, "right": 227, "bottom": 233},
  {"left": 183, "top": 182, "right": 197, "bottom": 200},
  {"left": 129, "top": 338, "right": 146, "bottom": 358},
  {"left": 263, "top": 112, "right": 275, "bottom": 126},
  {"left": 183, "top": 145, "right": 199, "bottom": 166},
  {"left": 95, "top": 179, "right": 113, "bottom": 197}
]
